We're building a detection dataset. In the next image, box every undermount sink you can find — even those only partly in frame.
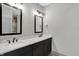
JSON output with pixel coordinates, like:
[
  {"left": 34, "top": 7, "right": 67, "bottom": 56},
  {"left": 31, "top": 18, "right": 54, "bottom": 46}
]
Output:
[{"left": 0, "top": 34, "right": 50, "bottom": 49}]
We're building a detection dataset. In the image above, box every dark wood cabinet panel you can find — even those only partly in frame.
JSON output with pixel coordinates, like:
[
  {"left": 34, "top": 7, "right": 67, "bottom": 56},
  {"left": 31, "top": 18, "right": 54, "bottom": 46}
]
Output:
[
  {"left": 17, "top": 46, "right": 33, "bottom": 56},
  {"left": 33, "top": 44, "right": 44, "bottom": 56},
  {"left": 2, "top": 37, "right": 52, "bottom": 56},
  {"left": 43, "top": 43, "right": 51, "bottom": 56},
  {"left": 33, "top": 38, "right": 52, "bottom": 56},
  {"left": 3, "top": 45, "right": 33, "bottom": 56},
  {"left": 43, "top": 38, "right": 52, "bottom": 56}
]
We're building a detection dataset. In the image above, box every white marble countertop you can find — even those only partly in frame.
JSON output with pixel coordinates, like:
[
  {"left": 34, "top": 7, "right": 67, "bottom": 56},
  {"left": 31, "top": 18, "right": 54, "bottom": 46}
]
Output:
[{"left": 0, "top": 34, "right": 52, "bottom": 55}]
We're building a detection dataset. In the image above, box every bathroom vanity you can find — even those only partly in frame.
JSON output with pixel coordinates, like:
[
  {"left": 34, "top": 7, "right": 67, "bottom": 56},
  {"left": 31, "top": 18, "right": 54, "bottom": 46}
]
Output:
[
  {"left": 0, "top": 3, "right": 52, "bottom": 56},
  {"left": 0, "top": 34, "right": 52, "bottom": 56}
]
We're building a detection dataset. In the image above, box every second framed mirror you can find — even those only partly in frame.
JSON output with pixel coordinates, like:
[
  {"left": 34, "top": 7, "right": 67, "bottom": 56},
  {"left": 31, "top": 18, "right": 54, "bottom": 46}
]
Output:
[{"left": 34, "top": 15, "right": 43, "bottom": 33}]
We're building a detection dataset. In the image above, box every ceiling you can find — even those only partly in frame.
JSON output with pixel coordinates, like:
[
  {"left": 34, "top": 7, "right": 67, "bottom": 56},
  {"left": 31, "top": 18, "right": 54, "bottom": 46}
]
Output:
[{"left": 39, "top": 3, "right": 51, "bottom": 7}]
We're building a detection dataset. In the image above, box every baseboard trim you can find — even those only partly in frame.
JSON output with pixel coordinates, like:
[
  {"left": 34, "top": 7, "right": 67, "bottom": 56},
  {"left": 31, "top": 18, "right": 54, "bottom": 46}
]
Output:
[{"left": 49, "top": 51, "right": 67, "bottom": 56}]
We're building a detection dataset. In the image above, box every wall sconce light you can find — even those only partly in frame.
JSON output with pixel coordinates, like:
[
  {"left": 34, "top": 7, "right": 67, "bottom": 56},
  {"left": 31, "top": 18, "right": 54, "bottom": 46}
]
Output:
[
  {"left": 8, "top": 3, "right": 24, "bottom": 10},
  {"left": 37, "top": 10, "right": 45, "bottom": 15},
  {"left": 33, "top": 9, "right": 45, "bottom": 17}
]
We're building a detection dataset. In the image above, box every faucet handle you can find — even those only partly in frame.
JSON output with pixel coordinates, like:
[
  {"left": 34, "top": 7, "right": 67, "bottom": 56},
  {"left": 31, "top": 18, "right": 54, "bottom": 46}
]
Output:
[
  {"left": 13, "top": 37, "right": 18, "bottom": 43},
  {"left": 16, "top": 39, "right": 18, "bottom": 42},
  {"left": 7, "top": 40, "right": 10, "bottom": 44},
  {"left": 12, "top": 37, "right": 16, "bottom": 43}
]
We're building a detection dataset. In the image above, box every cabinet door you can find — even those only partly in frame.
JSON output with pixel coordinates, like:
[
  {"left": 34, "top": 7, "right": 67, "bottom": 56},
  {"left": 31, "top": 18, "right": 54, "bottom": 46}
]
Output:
[
  {"left": 43, "top": 38, "right": 52, "bottom": 56},
  {"left": 18, "top": 46, "right": 32, "bottom": 56},
  {"left": 33, "top": 43, "right": 44, "bottom": 56},
  {"left": 43, "top": 43, "right": 51, "bottom": 56},
  {"left": 33, "top": 38, "right": 52, "bottom": 56}
]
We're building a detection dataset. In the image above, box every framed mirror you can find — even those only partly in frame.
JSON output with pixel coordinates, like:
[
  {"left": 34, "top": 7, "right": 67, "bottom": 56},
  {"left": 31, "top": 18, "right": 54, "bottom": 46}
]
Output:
[
  {"left": 0, "top": 3, "right": 22, "bottom": 35},
  {"left": 34, "top": 15, "right": 43, "bottom": 33}
]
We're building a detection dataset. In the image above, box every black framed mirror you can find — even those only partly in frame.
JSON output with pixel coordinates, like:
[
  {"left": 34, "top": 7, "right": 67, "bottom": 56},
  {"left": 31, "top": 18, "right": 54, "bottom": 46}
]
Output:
[
  {"left": 0, "top": 3, "right": 22, "bottom": 35},
  {"left": 34, "top": 15, "right": 43, "bottom": 33}
]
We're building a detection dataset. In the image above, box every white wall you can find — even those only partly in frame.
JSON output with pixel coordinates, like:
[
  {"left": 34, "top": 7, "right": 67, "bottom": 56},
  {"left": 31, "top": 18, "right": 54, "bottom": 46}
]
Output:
[
  {"left": 0, "top": 3, "right": 44, "bottom": 41},
  {"left": 22, "top": 3, "right": 44, "bottom": 36},
  {"left": 45, "top": 3, "right": 79, "bottom": 56}
]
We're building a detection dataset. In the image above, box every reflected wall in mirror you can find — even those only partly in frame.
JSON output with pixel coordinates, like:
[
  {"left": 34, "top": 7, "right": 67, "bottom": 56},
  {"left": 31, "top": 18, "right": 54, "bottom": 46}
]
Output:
[
  {"left": 0, "top": 3, "right": 22, "bottom": 35},
  {"left": 34, "top": 15, "right": 43, "bottom": 33}
]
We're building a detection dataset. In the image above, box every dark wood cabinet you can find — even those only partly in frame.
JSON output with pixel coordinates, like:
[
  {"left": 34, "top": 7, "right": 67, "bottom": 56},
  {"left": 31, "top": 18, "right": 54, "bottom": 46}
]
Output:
[
  {"left": 33, "top": 44, "right": 44, "bottom": 56},
  {"left": 43, "top": 38, "right": 52, "bottom": 56},
  {"left": 33, "top": 38, "right": 52, "bottom": 56},
  {"left": 2, "top": 37, "right": 52, "bottom": 56},
  {"left": 18, "top": 46, "right": 33, "bottom": 56},
  {"left": 3, "top": 45, "right": 33, "bottom": 56}
]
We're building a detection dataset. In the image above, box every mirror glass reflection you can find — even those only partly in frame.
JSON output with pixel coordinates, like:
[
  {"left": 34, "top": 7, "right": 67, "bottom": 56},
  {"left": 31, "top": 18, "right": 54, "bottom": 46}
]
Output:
[
  {"left": 2, "top": 4, "right": 22, "bottom": 34},
  {"left": 34, "top": 15, "right": 43, "bottom": 33}
]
